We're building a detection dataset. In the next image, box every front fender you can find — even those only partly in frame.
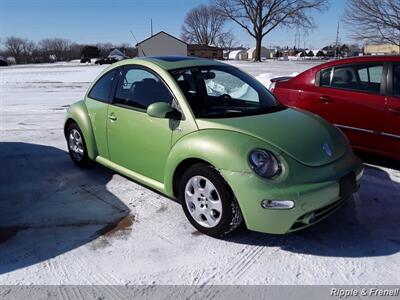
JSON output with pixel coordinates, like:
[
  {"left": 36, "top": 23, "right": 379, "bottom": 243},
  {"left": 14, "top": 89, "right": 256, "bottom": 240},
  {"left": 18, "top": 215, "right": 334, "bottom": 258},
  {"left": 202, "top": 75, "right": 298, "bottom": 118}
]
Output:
[
  {"left": 64, "top": 100, "right": 98, "bottom": 160},
  {"left": 163, "top": 129, "right": 271, "bottom": 197}
]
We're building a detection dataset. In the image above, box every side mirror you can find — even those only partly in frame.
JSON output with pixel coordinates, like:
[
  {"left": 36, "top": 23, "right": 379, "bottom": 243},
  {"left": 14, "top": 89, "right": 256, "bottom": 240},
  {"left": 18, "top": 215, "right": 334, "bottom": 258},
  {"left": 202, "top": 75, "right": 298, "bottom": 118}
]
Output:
[{"left": 147, "top": 102, "right": 178, "bottom": 119}]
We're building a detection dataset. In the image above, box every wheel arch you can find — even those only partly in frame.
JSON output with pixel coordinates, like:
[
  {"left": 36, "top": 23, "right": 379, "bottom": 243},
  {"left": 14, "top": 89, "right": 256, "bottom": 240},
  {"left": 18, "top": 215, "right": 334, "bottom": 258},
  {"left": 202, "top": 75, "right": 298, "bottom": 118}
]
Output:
[
  {"left": 64, "top": 118, "right": 75, "bottom": 138},
  {"left": 64, "top": 100, "right": 98, "bottom": 160},
  {"left": 171, "top": 158, "right": 213, "bottom": 199},
  {"left": 163, "top": 129, "right": 259, "bottom": 198}
]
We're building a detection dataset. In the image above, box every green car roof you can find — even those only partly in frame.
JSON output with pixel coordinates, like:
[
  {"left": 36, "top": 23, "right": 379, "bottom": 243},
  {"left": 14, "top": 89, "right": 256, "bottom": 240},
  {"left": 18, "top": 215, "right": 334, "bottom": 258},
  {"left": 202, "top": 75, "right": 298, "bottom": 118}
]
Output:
[{"left": 118, "top": 56, "right": 225, "bottom": 70}]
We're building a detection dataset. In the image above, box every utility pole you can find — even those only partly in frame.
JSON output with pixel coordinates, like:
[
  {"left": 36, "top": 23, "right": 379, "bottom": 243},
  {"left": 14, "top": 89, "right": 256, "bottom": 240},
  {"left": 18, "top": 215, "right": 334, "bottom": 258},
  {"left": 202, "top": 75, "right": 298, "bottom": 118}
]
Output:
[
  {"left": 294, "top": 31, "right": 300, "bottom": 49},
  {"left": 151, "top": 19, "right": 153, "bottom": 36},
  {"left": 335, "top": 22, "right": 340, "bottom": 58},
  {"left": 303, "top": 31, "right": 308, "bottom": 50}
]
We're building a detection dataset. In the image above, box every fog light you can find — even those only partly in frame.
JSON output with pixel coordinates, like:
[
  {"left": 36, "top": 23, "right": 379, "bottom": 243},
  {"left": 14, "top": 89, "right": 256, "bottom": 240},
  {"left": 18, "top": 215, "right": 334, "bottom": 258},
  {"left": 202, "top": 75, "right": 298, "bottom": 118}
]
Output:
[{"left": 261, "top": 199, "right": 295, "bottom": 209}]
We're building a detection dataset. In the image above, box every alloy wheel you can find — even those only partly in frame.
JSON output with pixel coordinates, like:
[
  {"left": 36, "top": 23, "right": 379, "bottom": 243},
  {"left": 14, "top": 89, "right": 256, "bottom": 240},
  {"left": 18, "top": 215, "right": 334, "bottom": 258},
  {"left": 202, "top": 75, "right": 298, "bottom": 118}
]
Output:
[
  {"left": 184, "top": 176, "right": 223, "bottom": 228},
  {"left": 68, "top": 128, "right": 84, "bottom": 161}
]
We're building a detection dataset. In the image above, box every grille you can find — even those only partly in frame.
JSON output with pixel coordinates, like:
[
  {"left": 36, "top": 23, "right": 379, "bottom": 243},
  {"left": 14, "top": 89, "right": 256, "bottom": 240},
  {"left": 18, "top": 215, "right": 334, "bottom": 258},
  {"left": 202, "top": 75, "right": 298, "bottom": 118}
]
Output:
[{"left": 290, "top": 197, "right": 347, "bottom": 231}]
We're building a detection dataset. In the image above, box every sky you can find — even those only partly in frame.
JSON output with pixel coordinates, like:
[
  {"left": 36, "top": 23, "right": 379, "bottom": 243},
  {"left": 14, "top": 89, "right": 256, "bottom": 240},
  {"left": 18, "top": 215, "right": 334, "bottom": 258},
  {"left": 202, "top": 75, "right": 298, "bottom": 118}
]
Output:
[{"left": 0, "top": 0, "right": 352, "bottom": 49}]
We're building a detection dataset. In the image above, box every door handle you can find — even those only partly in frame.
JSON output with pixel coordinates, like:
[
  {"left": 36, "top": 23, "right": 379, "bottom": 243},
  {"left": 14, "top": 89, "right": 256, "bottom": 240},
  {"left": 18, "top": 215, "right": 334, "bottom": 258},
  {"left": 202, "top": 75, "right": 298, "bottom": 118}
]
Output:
[
  {"left": 108, "top": 113, "right": 117, "bottom": 121},
  {"left": 319, "top": 95, "right": 332, "bottom": 103},
  {"left": 388, "top": 107, "right": 400, "bottom": 115}
]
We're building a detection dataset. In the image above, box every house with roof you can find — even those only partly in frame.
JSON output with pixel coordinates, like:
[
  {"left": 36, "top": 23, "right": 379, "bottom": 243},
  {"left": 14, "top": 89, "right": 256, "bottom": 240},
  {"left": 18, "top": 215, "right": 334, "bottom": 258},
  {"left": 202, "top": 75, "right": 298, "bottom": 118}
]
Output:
[
  {"left": 108, "top": 48, "right": 129, "bottom": 60},
  {"left": 187, "top": 44, "right": 223, "bottom": 60},
  {"left": 136, "top": 31, "right": 188, "bottom": 57}
]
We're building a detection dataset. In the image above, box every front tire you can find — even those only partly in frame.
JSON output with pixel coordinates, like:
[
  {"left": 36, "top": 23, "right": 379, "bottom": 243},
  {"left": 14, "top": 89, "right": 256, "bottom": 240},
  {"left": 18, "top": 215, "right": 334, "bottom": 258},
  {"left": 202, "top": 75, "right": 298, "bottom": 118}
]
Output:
[
  {"left": 179, "top": 164, "right": 243, "bottom": 237},
  {"left": 66, "top": 123, "right": 93, "bottom": 168}
]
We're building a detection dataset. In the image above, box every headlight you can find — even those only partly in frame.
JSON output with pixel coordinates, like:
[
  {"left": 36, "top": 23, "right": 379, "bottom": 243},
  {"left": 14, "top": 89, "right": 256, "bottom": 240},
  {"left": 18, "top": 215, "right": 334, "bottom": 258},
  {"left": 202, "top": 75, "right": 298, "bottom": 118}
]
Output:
[{"left": 248, "top": 149, "right": 281, "bottom": 178}]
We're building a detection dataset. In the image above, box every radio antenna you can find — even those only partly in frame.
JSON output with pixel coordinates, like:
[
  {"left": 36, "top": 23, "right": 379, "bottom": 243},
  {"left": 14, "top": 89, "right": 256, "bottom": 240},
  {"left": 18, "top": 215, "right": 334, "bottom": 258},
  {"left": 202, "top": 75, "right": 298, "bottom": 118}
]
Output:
[{"left": 130, "top": 30, "right": 146, "bottom": 57}]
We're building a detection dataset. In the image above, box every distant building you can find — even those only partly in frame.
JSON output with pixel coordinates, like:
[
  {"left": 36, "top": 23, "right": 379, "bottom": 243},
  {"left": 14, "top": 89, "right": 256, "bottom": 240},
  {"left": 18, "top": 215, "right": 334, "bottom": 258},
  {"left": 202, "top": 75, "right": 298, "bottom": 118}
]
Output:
[
  {"left": 228, "top": 49, "right": 248, "bottom": 60},
  {"left": 187, "top": 44, "right": 223, "bottom": 60},
  {"left": 108, "top": 49, "right": 129, "bottom": 60},
  {"left": 364, "top": 44, "right": 400, "bottom": 55},
  {"left": 247, "top": 47, "right": 276, "bottom": 60},
  {"left": 136, "top": 31, "right": 188, "bottom": 57},
  {"left": 6, "top": 57, "right": 16, "bottom": 65}
]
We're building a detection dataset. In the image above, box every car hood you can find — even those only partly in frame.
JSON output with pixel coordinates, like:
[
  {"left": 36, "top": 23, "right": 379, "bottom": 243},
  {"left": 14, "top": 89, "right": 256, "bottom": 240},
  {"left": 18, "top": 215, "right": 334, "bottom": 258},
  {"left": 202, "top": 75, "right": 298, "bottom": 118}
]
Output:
[{"left": 195, "top": 108, "right": 348, "bottom": 167}]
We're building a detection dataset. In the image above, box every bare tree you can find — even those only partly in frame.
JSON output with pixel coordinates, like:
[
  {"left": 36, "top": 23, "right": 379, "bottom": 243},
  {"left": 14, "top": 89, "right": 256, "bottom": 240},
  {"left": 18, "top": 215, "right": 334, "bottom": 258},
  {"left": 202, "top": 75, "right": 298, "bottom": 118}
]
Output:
[
  {"left": 4, "top": 36, "right": 38, "bottom": 63},
  {"left": 181, "top": 4, "right": 230, "bottom": 45},
  {"left": 39, "top": 38, "right": 71, "bottom": 61},
  {"left": 97, "top": 42, "right": 114, "bottom": 57},
  {"left": 343, "top": 0, "right": 400, "bottom": 50},
  {"left": 216, "top": 30, "right": 239, "bottom": 50},
  {"left": 215, "top": 0, "right": 328, "bottom": 61},
  {"left": 4, "top": 37, "right": 25, "bottom": 63},
  {"left": 21, "top": 40, "right": 37, "bottom": 63}
]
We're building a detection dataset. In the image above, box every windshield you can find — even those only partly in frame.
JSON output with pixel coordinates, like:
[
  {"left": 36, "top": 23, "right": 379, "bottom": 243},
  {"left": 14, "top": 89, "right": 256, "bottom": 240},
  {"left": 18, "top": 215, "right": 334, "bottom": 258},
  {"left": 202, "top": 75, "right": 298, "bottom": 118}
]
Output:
[{"left": 169, "top": 65, "right": 285, "bottom": 118}]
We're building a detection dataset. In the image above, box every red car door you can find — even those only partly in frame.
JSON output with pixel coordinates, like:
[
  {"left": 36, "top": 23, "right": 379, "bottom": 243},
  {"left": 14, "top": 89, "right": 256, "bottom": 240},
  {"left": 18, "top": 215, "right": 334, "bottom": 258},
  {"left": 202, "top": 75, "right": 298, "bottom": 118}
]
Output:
[
  {"left": 382, "top": 62, "right": 400, "bottom": 159},
  {"left": 311, "top": 62, "right": 387, "bottom": 154}
]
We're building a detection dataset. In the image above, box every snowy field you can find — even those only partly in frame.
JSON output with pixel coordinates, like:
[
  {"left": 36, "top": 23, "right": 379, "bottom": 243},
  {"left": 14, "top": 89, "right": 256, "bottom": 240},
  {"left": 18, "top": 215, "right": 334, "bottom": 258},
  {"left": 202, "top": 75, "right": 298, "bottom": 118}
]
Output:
[{"left": 0, "top": 60, "right": 399, "bottom": 287}]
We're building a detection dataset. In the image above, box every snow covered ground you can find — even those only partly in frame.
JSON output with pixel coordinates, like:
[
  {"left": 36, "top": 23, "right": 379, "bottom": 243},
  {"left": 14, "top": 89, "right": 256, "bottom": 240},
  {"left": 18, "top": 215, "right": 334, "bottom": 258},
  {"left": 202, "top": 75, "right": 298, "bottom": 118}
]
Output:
[{"left": 0, "top": 60, "right": 399, "bottom": 287}]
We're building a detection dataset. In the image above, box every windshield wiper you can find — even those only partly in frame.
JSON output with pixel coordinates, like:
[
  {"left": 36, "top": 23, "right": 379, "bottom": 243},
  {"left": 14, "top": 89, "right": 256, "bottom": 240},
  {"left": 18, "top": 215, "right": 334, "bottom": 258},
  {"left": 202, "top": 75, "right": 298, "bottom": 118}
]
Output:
[{"left": 204, "top": 109, "right": 244, "bottom": 118}]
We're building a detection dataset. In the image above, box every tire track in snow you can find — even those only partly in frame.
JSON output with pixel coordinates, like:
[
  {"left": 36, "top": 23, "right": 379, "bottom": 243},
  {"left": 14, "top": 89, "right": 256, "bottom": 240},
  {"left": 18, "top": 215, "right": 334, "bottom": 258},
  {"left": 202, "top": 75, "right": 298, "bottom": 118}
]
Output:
[
  {"left": 199, "top": 244, "right": 266, "bottom": 285},
  {"left": 233, "top": 246, "right": 265, "bottom": 280},
  {"left": 71, "top": 252, "right": 129, "bottom": 300},
  {"left": 44, "top": 259, "right": 68, "bottom": 283}
]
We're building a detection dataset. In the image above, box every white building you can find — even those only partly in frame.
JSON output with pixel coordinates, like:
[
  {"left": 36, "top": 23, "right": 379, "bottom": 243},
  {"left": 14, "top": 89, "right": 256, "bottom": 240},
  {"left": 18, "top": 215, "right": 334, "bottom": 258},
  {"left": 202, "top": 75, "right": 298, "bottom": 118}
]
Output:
[
  {"left": 136, "top": 31, "right": 188, "bottom": 57},
  {"left": 108, "top": 49, "right": 129, "bottom": 60},
  {"left": 247, "top": 47, "right": 276, "bottom": 60},
  {"left": 228, "top": 49, "right": 248, "bottom": 60}
]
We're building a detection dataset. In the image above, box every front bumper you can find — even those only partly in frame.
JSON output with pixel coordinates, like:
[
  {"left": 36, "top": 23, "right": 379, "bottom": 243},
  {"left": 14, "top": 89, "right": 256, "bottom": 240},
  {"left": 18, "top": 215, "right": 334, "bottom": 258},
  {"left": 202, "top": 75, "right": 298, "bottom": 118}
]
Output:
[{"left": 220, "top": 159, "right": 363, "bottom": 234}]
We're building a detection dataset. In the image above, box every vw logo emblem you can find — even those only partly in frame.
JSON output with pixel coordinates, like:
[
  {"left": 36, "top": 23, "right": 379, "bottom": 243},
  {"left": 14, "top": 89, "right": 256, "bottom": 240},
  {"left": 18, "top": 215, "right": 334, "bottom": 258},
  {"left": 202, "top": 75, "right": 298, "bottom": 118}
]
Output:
[{"left": 322, "top": 143, "right": 333, "bottom": 157}]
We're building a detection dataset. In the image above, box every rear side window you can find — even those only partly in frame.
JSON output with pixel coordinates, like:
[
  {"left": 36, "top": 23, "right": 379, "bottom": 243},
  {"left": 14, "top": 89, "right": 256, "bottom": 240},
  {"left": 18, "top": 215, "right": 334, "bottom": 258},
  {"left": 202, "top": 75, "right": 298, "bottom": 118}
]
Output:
[
  {"left": 357, "top": 65, "right": 383, "bottom": 84},
  {"left": 88, "top": 70, "right": 116, "bottom": 102},
  {"left": 393, "top": 63, "right": 400, "bottom": 97}
]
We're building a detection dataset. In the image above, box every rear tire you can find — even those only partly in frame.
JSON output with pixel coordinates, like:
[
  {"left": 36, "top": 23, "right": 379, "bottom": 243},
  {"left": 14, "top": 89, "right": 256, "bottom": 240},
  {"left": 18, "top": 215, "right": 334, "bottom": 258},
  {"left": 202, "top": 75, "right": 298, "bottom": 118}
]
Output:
[
  {"left": 179, "top": 163, "right": 243, "bottom": 237},
  {"left": 66, "top": 123, "right": 93, "bottom": 168}
]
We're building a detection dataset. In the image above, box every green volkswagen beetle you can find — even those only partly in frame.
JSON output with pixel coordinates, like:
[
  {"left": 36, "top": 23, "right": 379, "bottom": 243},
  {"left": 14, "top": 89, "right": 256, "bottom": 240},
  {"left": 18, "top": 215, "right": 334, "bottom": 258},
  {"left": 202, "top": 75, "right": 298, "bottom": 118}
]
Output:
[{"left": 64, "top": 56, "right": 363, "bottom": 237}]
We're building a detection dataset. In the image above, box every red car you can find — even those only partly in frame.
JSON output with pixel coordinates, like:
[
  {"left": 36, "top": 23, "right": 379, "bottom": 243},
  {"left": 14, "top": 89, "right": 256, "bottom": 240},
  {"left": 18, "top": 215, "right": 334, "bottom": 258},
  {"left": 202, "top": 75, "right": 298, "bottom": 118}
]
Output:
[{"left": 271, "top": 56, "right": 400, "bottom": 160}]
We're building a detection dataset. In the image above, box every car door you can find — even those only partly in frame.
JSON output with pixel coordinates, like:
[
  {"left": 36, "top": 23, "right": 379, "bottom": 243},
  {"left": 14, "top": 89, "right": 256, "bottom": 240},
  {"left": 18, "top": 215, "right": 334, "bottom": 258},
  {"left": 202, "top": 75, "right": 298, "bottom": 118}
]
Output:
[
  {"left": 85, "top": 69, "right": 117, "bottom": 159},
  {"left": 312, "top": 62, "right": 387, "bottom": 153},
  {"left": 382, "top": 62, "right": 400, "bottom": 158},
  {"left": 107, "top": 66, "right": 175, "bottom": 183}
]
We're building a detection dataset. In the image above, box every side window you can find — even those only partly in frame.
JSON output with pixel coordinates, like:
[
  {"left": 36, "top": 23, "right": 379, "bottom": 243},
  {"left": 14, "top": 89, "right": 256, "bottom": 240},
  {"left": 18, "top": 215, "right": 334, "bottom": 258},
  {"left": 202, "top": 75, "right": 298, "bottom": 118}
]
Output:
[
  {"left": 332, "top": 66, "right": 357, "bottom": 88},
  {"left": 114, "top": 68, "right": 173, "bottom": 109},
  {"left": 319, "top": 68, "right": 332, "bottom": 87},
  {"left": 393, "top": 64, "right": 400, "bottom": 97},
  {"left": 331, "top": 63, "right": 383, "bottom": 93},
  {"left": 88, "top": 70, "right": 116, "bottom": 102}
]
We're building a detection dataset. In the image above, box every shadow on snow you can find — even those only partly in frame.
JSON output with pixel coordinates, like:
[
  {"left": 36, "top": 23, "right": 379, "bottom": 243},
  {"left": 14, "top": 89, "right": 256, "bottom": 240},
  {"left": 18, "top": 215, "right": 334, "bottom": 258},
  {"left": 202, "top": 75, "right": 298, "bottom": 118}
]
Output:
[{"left": 0, "top": 142, "right": 130, "bottom": 274}]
